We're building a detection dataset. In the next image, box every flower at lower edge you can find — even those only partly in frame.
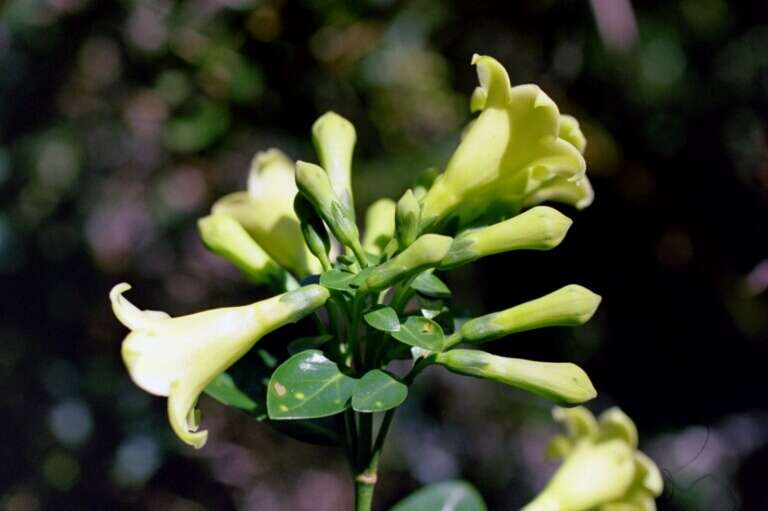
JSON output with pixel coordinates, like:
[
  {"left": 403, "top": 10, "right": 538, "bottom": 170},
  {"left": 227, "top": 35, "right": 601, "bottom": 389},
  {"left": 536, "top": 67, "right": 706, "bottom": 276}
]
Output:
[
  {"left": 110, "top": 283, "right": 330, "bottom": 448},
  {"left": 212, "top": 148, "right": 322, "bottom": 277},
  {"left": 419, "top": 54, "right": 589, "bottom": 233},
  {"left": 523, "top": 406, "right": 663, "bottom": 511}
]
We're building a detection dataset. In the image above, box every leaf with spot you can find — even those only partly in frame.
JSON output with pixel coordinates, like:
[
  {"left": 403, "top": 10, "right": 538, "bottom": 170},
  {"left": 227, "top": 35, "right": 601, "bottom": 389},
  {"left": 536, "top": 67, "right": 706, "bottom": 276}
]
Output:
[
  {"left": 390, "top": 480, "right": 487, "bottom": 511},
  {"left": 391, "top": 316, "right": 445, "bottom": 352},
  {"left": 363, "top": 306, "right": 400, "bottom": 333},
  {"left": 411, "top": 270, "right": 451, "bottom": 298},
  {"left": 352, "top": 370, "right": 408, "bottom": 412},
  {"left": 267, "top": 349, "right": 357, "bottom": 420}
]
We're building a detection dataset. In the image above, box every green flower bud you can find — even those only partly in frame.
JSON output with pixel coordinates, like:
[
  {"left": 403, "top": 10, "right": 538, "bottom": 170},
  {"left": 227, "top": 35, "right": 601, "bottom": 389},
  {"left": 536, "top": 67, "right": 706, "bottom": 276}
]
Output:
[
  {"left": 295, "top": 161, "right": 362, "bottom": 256},
  {"left": 198, "top": 213, "right": 293, "bottom": 289},
  {"left": 458, "top": 285, "right": 601, "bottom": 343},
  {"left": 294, "top": 195, "right": 332, "bottom": 271},
  {"left": 212, "top": 149, "right": 321, "bottom": 277},
  {"left": 396, "top": 189, "right": 421, "bottom": 250},
  {"left": 439, "top": 206, "right": 572, "bottom": 269},
  {"left": 435, "top": 349, "right": 596, "bottom": 405},
  {"left": 523, "top": 440, "right": 636, "bottom": 511},
  {"left": 362, "top": 198, "right": 396, "bottom": 256},
  {"left": 312, "top": 111, "right": 357, "bottom": 212},
  {"left": 110, "top": 283, "right": 329, "bottom": 448},
  {"left": 420, "top": 55, "right": 587, "bottom": 232},
  {"left": 359, "top": 234, "right": 452, "bottom": 293}
]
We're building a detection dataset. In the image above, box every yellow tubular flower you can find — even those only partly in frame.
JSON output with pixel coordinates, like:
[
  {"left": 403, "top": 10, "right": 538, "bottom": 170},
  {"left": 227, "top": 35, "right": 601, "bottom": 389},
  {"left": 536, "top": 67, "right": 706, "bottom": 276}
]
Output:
[
  {"left": 526, "top": 406, "right": 664, "bottom": 511},
  {"left": 420, "top": 55, "right": 587, "bottom": 232},
  {"left": 110, "top": 283, "right": 330, "bottom": 448},
  {"left": 212, "top": 149, "right": 322, "bottom": 277}
]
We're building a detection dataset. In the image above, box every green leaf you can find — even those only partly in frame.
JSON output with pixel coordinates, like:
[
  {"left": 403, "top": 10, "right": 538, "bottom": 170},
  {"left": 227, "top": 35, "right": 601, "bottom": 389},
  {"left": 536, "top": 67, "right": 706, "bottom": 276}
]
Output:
[
  {"left": 319, "top": 269, "right": 355, "bottom": 291},
  {"left": 363, "top": 306, "right": 400, "bottom": 333},
  {"left": 351, "top": 370, "right": 408, "bottom": 412},
  {"left": 391, "top": 316, "right": 445, "bottom": 351},
  {"left": 267, "top": 350, "right": 357, "bottom": 420},
  {"left": 287, "top": 334, "right": 333, "bottom": 355},
  {"left": 391, "top": 481, "right": 487, "bottom": 511},
  {"left": 411, "top": 270, "right": 451, "bottom": 298},
  {"left": 349, "top": 266, "right": 375, "bottom": 288},
  {"left": 205, "top": 372, "right": 261, "bottom": 414}
]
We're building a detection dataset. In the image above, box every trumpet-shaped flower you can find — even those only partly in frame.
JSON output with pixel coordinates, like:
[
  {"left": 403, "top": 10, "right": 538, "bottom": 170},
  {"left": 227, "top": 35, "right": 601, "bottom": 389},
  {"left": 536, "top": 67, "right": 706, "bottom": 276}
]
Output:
[
  {"left": 212, "top": 149, "right": 322, "bottom": 277},
  {"left": 420, "top": 55, "right": 588, "bottom": 232},
  {"left": 523, "top": 406, "right": 663, "bottom": 511},
  {"left": 110, "top": 283, "right": 330, "bottom": 448}
]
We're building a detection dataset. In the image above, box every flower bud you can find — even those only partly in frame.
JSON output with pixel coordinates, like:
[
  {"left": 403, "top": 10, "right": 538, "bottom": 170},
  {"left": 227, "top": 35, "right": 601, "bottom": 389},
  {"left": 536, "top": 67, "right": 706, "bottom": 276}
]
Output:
[
  {"left": 110, "top": 283, "right": 330, "bottom": 448},
  {"left": 459, "top": 285, "right": 601, "bottom": 343},
  {"left": 362, "top": 198, "right": 396, "bottom": 256},
  {"left": 420, "top": 55, "right": 587, "bottom": 232},
  {"left": 212, "top": 149, "right": 321, "bottom": 277},
  {"left": 295, "top": 161, "right": 362, "bottom": 254},
  {"left": 522, "top": 440, "right": 636, "bottom": 511},
  {"left": 294, "top": 194, "right": 332, "bottom": 270},
  {"left": 396, "top": 189, "right": 421, "bottom": 250},
  {"left": 198, "top": 213, "right": 292, "bottom": 289},
  {"left": 439, "top": 206, "right": 572, "bottom": 269},
  {"left": 359, "top": 234, "right": 452, "bottom": 293},
  {"left": 312, "top": 111, "right": 357, "bottom": 212},
  {"left": 435, "top": 349, "right": 596, "bottom": 405}
]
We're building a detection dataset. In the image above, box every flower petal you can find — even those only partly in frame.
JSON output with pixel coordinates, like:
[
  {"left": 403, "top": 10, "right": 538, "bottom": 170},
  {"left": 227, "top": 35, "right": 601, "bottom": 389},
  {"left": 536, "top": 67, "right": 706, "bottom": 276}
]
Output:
[
  {"left": 168, "top": 379, "right": 208, "bottom": 449},
  {"left": 110, "top": 283, "right": 169, "bottom": 331}
]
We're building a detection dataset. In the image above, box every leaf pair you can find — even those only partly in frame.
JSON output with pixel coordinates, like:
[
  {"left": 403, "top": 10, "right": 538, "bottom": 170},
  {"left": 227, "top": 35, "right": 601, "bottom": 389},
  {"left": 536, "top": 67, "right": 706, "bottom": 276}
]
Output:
[{"left": 266, "top": 350, "right": 407, "bottom": 419}]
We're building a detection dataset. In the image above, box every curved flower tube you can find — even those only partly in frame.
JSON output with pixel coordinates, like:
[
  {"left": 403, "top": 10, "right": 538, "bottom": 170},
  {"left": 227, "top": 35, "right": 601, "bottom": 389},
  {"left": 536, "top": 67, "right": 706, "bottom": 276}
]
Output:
[
  {"left": 420, "top": 55, "right": 588, "bottom": 232},
  {"left": 110, "top": 283, "right": 330, "bottom": 448},
  {"left": 212, "top": 149, "right": 322, "bottom": 277},
  {"left": 524, "top": 406, "right": 663, "bottom": 511}
]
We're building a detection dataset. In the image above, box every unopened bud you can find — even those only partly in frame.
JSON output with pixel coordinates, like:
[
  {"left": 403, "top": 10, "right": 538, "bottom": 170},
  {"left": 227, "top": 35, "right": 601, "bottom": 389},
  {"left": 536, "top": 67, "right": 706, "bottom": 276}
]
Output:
[
  {"left": 359, "top": 234, "right": 452, "bottom": 293},
  {"left": 440, "top": 206, "right": 572, "bottom": 269},
  {"left": 436, "top": 349, "right": 597, "bottom": 405},
  {"left": 362, "top": 198, "right": 396, "bottom": 255},
  {"left": 396, "top": 189, "right": 421, "bottom": 250},
  {"left": 294, "top": 195, "right": 332, "bottom": 271},
  {"left": 312, "top": 111, "right": 356, "bottom": 212},
  {"left": 459, "top": 285, "right": 601, "bottom": 343}
]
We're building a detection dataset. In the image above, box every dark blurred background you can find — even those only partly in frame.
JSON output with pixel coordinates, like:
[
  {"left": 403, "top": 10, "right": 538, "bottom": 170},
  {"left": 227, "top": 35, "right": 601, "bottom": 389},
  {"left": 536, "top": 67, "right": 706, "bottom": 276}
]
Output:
[{"left": 2, "top": 0, "right": 768, "bottom": 509}]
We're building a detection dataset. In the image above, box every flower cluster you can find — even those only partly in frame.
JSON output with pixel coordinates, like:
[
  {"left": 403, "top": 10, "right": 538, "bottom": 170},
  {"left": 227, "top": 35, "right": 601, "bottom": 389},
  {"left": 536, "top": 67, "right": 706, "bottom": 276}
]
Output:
[{"left": 108, "top": 54, "right": 661, "bottom": 510}]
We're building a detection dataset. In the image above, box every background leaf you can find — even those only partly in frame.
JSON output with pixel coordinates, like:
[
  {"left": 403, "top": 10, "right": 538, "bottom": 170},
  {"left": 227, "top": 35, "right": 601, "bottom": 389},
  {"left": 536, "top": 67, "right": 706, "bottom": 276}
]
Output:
[
  {"left": 267, "top": 349, "right": 357, "bottom": 420},
  {"left": 351, "top": 370, "right": 408, "bottom": 412},
  {"left": 390, "top": 480, "right": 487, "bottom": 511},
  {"left": 319, "top": 269, "right": 355, "bottom": 291}
]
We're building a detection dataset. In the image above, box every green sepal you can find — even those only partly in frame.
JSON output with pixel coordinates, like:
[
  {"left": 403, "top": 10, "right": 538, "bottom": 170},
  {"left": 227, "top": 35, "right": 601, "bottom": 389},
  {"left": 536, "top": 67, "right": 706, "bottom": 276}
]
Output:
[
  {"left": 351, "top": 369, "right": 408, "bottom": 412},
  {"left": 267, "top": 349, "right": 357, "bottom": 420}
]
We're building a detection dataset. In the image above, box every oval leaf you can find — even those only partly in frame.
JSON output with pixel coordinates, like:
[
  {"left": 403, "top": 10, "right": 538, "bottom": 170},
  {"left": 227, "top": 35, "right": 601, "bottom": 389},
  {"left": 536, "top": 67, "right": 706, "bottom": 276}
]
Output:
[
  {"left": 319, "top": 269, "right": 356, "bottom": 291},
  {"left": 352, "top": 370, "right": 408, "bottom": 412},
  {"left": 267, "top": 350, "right": 357, "bottom": 420},
  {"left": 364, "top": 306, "right": 401, "bottom": 333},
  {"left": 391, "top": 481, "right": 487, "bottom": 511},
  {"left": 391, "top": 316, "right": 445, "bottom": 351},
  {"left": 411, "top": 270, "right": 451, "bottom": 298}
]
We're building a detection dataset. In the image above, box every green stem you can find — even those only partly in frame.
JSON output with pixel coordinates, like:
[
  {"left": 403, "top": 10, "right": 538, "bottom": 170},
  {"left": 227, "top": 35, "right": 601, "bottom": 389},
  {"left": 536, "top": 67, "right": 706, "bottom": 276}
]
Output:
[{"left": 443, "top": 331, "right": 463, "bottom": 349}]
